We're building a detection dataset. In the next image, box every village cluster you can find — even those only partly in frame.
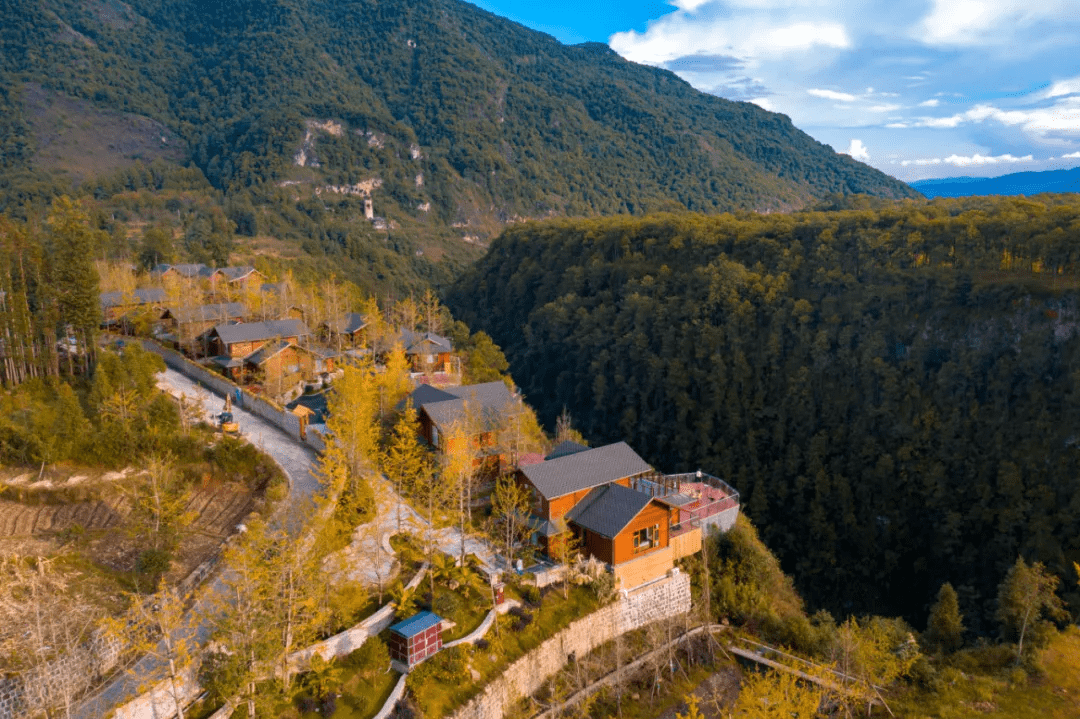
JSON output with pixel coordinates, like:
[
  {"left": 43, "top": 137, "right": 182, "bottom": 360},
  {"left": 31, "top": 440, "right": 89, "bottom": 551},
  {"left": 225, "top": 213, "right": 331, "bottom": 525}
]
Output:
[{"left": 100, "top": 262, "right": 740, "bottom": 600}]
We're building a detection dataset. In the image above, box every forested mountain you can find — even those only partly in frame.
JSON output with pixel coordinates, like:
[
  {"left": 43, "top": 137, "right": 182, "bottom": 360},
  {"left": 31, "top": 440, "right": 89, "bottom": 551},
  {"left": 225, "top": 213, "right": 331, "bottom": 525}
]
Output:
[
  {"left": 1, "top": 0, "right": 917, "bottom": 289},
  {"left": 447, "top": 194, "right": 1080, "bottom": 632},
  {"left": 912, "top": 167, "right": 1080, "bottom": 198}
]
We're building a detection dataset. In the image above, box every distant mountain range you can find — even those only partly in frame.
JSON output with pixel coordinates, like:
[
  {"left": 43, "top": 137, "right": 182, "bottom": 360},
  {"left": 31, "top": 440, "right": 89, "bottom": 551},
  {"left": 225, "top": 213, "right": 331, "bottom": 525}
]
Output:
[
  {"left": 911, "top": 166, "right": 1080, "bottom": 198},
  {"left": 2, "top": 0, "right": 918, "bottom": 226}
]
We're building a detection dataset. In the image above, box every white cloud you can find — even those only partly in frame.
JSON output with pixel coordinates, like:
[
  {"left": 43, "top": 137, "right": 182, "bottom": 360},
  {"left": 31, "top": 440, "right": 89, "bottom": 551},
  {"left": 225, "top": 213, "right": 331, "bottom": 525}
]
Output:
[
  {"left": 918, "top": 0, "right": 1074, "bottom": 46},
  {"left": 943, "top": 153, "right": 1033, "bottom": 165},
  {"left": 1062, "top": 151, "right": 1080, "bottom": 158},
  {"left": 845, "top": 139, "right": 871, "bottom": 161},
  {"left": 900, "top": 153, "right": 1033, "bottom": 167},
  {"left": 868, "top": 104, "right": 902, "bottom": 112},
  {"left": 609, "top": 9, "right": 850, "bottom": 66},
  {"left": 1044, "top": 77, "right": 1080, "bottom": 99},
  {"left": 808, "top": 88, "right": 857, "bottom": 102},
  {"left": 669, "top": 0, "right": 711, "bottom": 11},
  {"left": 919, "top": 99, "right": 940, "bottom": 107},
  {"left": 751, "top": 97, "right": 775, "bottom": 111},
  {"left": 908, "top": 98, "right": 1080, "bottom": 135}
]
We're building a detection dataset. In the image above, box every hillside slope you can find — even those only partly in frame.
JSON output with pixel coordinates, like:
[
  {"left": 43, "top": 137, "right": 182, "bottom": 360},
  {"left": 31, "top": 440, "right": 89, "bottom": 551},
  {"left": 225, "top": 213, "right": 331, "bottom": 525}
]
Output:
[
  {"left": 1, "top": 0, "right": 918, "bottom": 232},
  {"left": 446, "top": 196, "right": 1080, "bottom": 629}
]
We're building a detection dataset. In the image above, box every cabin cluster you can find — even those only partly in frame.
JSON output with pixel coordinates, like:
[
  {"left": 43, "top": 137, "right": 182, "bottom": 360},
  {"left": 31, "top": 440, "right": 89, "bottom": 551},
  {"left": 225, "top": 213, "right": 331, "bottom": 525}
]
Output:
[
  {"left": 99, "top": 266, "right": 460, "bottom": 403},
  {"left": 401, "top": 381, "right": 740, "bottom": 589},
  {"left": 515, "top": 440, "right": 740, "bottom": 589}
]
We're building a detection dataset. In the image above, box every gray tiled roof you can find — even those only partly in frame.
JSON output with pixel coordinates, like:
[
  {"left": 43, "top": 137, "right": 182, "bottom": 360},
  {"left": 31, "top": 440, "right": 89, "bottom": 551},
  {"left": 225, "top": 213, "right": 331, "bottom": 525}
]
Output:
[
  {"left": 244, "top": 339, "right": 291, "bottom": 366},
  {"left": 566, "top": 483, "right": 654, "bottom": 539},
  {"left": 212, "top": 319, "right": 311, "bottom": 345},
  {"left": 416, "top": 381, "right": 515, "bottom": 431},
  {"left": 326, "top": 312, "right": 370, "bottom": 335},
  {"left": 169, "top": 302, "right": 248, "bottom": 324},
  {"left": 165, "top": 263, "right": 209, "bottom": 278},
  {"left": 213, "top": 266, "right": 258, "bottom": 282},
  {"left": 520, "top": 442, "right": 653, "bottom": 500},
  {"left": 100, "top": 287, "right": 166, "bottom": 308},
  {"left": 399, "top": 328, "right": 453, "bottom": 355},
  {"left": 545, "top": 440, "right": 589, "bottom": 461}
]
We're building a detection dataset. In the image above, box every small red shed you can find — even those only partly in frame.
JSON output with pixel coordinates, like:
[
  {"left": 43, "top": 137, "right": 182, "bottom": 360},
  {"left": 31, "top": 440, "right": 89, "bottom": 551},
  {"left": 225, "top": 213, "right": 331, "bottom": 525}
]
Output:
[{"left": 388, "top": 611, "right": 444, "bottom": 668}]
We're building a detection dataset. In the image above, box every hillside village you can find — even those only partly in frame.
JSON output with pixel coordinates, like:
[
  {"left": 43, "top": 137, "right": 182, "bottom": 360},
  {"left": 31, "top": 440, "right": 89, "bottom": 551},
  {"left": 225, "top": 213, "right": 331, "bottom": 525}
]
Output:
[{"left": 97, "top": 260, "right": 740, "bottom": 594}]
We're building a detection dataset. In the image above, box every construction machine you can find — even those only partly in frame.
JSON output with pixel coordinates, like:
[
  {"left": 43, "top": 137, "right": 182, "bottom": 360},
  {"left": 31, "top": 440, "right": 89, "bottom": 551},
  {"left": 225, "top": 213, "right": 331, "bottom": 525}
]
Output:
[{"left": 218, "top": 395, "right": 240, "bottom": 436}]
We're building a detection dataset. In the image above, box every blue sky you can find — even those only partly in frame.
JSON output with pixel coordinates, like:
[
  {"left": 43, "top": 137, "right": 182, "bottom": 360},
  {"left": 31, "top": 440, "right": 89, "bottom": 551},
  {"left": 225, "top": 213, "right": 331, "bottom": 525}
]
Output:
[{"left": 470, "top": 0, "right": 1080, "bottom": 182}]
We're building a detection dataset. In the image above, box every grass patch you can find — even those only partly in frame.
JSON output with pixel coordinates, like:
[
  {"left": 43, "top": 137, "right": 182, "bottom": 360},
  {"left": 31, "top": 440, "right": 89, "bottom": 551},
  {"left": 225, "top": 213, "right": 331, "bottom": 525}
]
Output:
[
  {"left": 891, "top": 626, "right": 1080, "bottom": 719},
  {"left": 409, "top": 584, "right": 601, "bottom": 718}
]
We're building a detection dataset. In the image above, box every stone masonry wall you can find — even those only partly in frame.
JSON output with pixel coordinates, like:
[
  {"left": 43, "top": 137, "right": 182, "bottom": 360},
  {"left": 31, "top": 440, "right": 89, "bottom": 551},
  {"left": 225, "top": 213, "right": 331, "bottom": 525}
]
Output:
[
  {"left": 448, "top": 571, "right": 692, "bottom": 719},
  {"left": 0, "top": 630, "right": 124, "bottom": 719}
]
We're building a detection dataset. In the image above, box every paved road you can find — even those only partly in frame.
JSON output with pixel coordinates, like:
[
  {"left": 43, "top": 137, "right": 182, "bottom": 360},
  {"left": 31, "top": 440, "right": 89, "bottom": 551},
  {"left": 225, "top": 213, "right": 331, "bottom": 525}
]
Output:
[
  {"left": 75, "top": 369, "right": 321, "bottom": 719},
  {"left": 76, "top": 368, "right": 503, "bottom": 718}
]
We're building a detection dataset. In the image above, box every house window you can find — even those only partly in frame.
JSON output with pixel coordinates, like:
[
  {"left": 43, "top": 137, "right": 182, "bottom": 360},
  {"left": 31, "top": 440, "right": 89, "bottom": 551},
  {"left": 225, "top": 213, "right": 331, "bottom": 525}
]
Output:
[
  {"left": 425, "top": 353, "right": 435, "bottom": 364},
  {"left": 633, "top": 524, "right": 660, "bottom": 552}
]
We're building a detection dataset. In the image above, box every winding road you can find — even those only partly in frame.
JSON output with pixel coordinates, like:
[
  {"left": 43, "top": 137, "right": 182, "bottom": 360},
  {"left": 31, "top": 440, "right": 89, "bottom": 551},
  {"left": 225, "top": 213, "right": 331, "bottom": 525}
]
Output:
[{"left": 74, "top": 368, "right": 321, "bottom": 719}]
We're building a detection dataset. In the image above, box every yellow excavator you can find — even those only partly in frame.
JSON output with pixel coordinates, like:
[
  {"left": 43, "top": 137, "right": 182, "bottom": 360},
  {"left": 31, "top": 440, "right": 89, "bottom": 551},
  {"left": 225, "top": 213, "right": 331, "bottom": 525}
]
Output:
[{"left": 218, "top": 395, "right": 240, "bottom": 436}]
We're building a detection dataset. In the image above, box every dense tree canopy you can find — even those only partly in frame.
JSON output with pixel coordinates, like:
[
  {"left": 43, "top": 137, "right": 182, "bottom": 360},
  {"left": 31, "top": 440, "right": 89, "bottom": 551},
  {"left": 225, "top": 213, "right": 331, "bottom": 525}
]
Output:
[{"left": 448, "top": 195, "right": 1080, "bottom": 632}]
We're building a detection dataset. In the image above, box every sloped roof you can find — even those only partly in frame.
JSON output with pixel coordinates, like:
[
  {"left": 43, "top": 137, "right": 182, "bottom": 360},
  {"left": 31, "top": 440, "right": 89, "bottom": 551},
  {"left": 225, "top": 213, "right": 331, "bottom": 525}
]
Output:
[
  {"left": 545, "top": 440, "right": 589, "bottom": 461},
  {"left": 566, "top": 483, "right": 656, "bottom": 539},
  {"left": 399, "top": 327, "right": 453, "bottom": 355},
  {"left": 244, "top": 339, "right": 292, "bottom": 366},
  {"left": 100, "top": 287, "right": 166, "bottom": 308},
  {"left": 158, "top": 263, "right": 209, "bottom": 278},
  {"left": 415, "top": 381, "right": 516, "bottom": 432},
  {"left": 213, "top": 266, "right": 259, "bottom": 282},
  {"left": 520, "top": 442, "right": 653, "bottom": 500},
  {"left": 168, "top": 302, "right": 248, "bottom": 324},
  {"left": 212, "top": 319, "right": 311, "bottom": 345},
  {"left": 389, "top": 611, "right": 443, "bottom": 638},
  {"left": 325, "top": 312, "right": 370, "bottom": 335}
]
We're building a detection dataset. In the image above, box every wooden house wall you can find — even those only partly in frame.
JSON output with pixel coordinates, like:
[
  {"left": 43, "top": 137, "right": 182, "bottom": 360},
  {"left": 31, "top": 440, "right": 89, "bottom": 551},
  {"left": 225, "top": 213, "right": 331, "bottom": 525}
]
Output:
[
  {"left": 581, "top": 528, "right": 614, "bottom": 565},
  {"left": 260, "top": 346, "right": 304, "bottom": 395},
  {"left": 543, "top": 476, "right": 633, "bottom": 521},
  {"left": 611, "top": 501, "right": 670, "bottom": 565}
]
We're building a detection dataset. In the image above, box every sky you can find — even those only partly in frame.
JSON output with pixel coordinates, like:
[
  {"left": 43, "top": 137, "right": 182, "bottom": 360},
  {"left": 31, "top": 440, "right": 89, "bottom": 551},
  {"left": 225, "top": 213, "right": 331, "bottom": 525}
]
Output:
[{"left": 469, "top": 0, "right": 1080, "bottom": 183}]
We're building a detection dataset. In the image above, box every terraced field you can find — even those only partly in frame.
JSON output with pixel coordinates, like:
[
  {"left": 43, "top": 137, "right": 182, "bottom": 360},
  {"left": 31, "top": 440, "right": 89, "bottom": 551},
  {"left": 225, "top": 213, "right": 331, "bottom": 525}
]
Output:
[{"left": 0, "top": 484, "right": 253, "bottom": 539}]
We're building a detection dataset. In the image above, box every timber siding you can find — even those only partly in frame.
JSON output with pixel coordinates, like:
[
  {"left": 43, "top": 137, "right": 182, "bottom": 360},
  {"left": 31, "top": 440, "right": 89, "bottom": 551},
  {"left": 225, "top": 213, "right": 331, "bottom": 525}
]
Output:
[{"left": 611, "top": 500, "right": 670, "bottom": 565}]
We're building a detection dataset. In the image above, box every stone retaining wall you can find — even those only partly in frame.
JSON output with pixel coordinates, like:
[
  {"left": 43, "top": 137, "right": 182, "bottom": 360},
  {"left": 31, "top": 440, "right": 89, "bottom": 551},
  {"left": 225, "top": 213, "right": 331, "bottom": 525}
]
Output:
[
  {"left": 447, "top": 571, "right": 692, "bottom": 719},
  {"left": 0, "top": 630, "right": 124, "bottom": 719}
]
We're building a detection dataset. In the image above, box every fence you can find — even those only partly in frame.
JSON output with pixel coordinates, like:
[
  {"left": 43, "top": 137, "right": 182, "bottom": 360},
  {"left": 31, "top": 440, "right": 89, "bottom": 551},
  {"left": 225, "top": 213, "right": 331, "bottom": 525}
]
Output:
[{"left": 141, "top": 340, "right": 320, "bottom": 452}]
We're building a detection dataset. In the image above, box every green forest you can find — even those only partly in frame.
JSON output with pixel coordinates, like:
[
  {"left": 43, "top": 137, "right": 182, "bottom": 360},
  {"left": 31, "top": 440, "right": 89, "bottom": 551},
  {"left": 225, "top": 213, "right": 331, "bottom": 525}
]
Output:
[
  {"left": 447, "top": 194, "right": 1080, "bottom": 634},
  {"left": 0, "top": 0, "right": 917, "bottom": 291}
]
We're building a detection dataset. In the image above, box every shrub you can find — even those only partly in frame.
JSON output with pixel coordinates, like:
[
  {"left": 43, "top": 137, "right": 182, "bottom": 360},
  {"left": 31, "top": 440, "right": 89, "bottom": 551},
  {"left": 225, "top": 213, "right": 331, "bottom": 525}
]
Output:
[
  {"left": 520, "top": 585, "right": 541, "bottom": 606},
  {"left": 475, "top": 638, "right": 489, "bottom": 651},
  {"left": 136, "top": 548, "right": 172, "bottom": 585}
]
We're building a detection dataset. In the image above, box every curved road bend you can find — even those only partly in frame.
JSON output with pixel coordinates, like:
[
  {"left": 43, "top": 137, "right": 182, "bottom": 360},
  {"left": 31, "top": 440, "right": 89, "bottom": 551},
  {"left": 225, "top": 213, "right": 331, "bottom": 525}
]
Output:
[{"left": 74, "top": 368, "right": 320, "bottom": 719}]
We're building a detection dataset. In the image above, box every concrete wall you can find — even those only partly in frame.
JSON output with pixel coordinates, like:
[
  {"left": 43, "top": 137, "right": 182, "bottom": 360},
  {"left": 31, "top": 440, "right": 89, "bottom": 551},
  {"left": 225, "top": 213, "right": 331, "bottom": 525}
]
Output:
[{"left": 447, "top": 571, "right": 691, "bottom": 719}]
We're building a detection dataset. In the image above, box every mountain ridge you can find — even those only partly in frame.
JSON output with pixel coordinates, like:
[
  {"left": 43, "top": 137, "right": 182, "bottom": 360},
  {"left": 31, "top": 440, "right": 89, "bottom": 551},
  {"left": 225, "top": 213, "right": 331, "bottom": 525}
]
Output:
[
  {"left": 2, "top": 0, "right": 919, "bottom": 221},
  {"left": 911, "top": 166, "right": 1080, "bottom": 197}
]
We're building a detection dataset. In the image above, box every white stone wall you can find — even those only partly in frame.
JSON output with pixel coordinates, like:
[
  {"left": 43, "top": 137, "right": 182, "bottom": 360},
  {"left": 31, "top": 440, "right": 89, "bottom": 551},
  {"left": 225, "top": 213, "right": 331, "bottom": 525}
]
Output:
[{"left": 447, "top": 572, "right": 691, "bottom": 719}]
